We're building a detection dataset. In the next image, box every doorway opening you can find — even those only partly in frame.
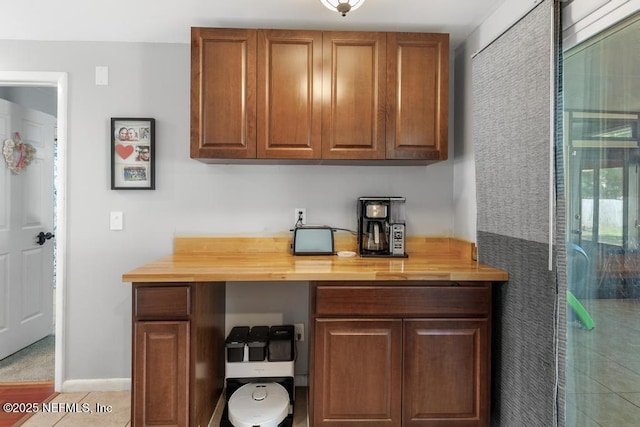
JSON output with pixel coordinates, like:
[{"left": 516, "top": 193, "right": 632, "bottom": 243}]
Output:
[{"left": 0, "top": 72, "right": 67, "bottom": 392}]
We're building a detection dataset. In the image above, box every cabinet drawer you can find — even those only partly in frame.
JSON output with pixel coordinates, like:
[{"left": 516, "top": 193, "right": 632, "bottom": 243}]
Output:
[
  {"left": 134, "top": 286, "right": 191, "bottom": 319},
  {"left": 315, "top": 285, "right": 490, "bottom": 317}
]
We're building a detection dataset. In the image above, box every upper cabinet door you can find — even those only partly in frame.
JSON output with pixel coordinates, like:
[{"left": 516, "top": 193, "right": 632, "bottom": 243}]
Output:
[
  {"left": 322, "top": 31, "right": 386, "bottom": 160},
  {"left": 191, "top": 28, "right": 257, "bottom": 159},
  {"left": 386, "top": 32, "right": 449, "bottom": 161},
  {"left": 257, "top": 30, "right": 323, "bottom": 159}
]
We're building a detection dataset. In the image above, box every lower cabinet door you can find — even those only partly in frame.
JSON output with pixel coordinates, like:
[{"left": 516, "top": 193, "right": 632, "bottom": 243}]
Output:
[
  {"left": 403, "top": 319, "right": 489, "bottom": 427},
  {"left": 133, "top": 321, "right": 190, "bottom": 427},
  {"left": 314, "top": 319, "right": 402, "bottom": 427}
]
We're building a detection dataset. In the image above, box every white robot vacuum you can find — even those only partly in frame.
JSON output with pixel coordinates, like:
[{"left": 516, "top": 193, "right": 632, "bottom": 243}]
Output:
[{"left": 228, "top": 383, "right": 290, "bottom": 427}]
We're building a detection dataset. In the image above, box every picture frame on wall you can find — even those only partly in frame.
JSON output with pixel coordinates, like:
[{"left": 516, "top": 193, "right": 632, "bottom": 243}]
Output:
[{"left": 111, "top": 117, "right": 155, "bottom": 190}]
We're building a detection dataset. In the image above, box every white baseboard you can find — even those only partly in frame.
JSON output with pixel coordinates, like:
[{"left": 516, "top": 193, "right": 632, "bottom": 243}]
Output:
[{"left": 62, "top": 378, "right": 131, "bottom": 393}]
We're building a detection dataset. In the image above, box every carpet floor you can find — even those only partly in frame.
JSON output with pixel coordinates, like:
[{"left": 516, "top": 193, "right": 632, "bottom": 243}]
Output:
[{"left": 0, "top": 336, "right": 54, "bottom": 383}]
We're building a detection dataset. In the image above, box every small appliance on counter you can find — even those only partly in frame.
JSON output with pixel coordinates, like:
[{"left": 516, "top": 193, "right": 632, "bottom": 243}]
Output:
[
  {"left": 291, "top": 225, "right": 334, "bottom": 255},
  {"left": 221, "top": 325, "right": 296, "bottom": 427},
  {"left": 357, "top": 196, "right": 407, "bottom": 258}
]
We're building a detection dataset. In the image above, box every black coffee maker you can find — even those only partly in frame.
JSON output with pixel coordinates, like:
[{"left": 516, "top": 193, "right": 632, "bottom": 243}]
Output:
[{"left": 357, "top": 197, "right": 407, "bottom": 257}]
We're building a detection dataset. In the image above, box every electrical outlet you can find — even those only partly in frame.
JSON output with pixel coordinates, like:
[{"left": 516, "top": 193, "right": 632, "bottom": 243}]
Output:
[
  {"left": 294, "top": 323, "right": 305, "bottom": 342},
  {"left": 294, "top": 208, "right": 306, "bottom": 226}
]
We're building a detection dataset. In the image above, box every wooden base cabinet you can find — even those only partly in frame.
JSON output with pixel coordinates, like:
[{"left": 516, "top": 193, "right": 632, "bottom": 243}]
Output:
[
  {"left": 131, "top": 283, "right": 225, "bottom": 427},
  {"left": 311, "top": 282, "right": 491, "bottom": 427}
]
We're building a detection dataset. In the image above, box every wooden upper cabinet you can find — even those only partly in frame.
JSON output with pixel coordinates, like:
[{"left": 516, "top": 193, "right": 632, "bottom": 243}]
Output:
[
  {"left": 191, "top": 28, "right": 257, "bottom": 159},
  {"left": 190, "top": 28, "right": 449, "bottom": 163},
  {"left": 387, "top": 32, "right": 449, "bottom": 161},
  {"left": 322, "top": 31, "right": 386, "bottom": 160},
  {"left": 258, "top": 30, "right": 323, "bottom": 159}
]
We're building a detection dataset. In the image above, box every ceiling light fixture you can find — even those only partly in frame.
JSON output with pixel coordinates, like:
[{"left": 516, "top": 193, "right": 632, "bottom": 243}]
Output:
[{"left": 320, "top": 0, "right": 366, "bottom": 17}]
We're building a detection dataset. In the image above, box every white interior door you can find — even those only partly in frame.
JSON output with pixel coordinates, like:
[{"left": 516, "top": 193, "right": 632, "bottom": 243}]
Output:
[{"left": 0, "top": 98, "right": 55, "bottom": 361}]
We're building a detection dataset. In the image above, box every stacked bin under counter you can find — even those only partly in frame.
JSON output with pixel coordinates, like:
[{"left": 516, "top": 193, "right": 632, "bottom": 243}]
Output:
[{"left": 223, "top": 325, "right": 296, "bottom": 427}]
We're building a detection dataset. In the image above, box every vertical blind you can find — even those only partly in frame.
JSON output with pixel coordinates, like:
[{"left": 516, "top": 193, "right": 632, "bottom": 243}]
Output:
[{"left": 472, "top": 0, "right": 565, "bottom": 425}]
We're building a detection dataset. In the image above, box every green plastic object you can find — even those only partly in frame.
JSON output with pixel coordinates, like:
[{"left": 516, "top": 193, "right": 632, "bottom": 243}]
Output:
[{"left": 567, "top": 290, "right": 595, "bottom": 330}]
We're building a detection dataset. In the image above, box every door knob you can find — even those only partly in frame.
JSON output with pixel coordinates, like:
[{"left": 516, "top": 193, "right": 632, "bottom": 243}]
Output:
[{"left": 36, "top": 231, "right": 55, "bottom": 246}]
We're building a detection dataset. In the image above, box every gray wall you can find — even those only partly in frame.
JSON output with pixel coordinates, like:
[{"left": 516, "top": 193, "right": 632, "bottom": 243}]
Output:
[
  {"left": 0, "top": 86, "right": 57, "bottom": 117},
  {"left": 0, "top": 40, "right": 455, "bottom": 385}
]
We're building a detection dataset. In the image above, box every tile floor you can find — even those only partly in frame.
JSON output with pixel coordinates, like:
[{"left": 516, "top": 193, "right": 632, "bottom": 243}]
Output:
[
  {"left": 19, "top": 387, "right": 309, "bottom": 427},
  {"left": 19, "top": 391, "right": 131, "bottom": 427},
  {"left": 566, "top": 298, "right": 640, "bottom": 427}
]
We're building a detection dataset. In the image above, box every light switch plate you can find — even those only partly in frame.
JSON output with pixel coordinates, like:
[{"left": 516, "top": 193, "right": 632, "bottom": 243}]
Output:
[
  {"left": 96, "top": 66, "right": 109, "bottom": 85},
  {"left": 110, "top": 211, "right": 123, "bottom": 230}
]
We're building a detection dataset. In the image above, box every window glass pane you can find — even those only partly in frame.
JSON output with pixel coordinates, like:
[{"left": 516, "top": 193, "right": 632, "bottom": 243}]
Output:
[
  {"left": 581, "top": 169, "right": 594, "bottom": 241},
  {"left": 570, "top": 112, "right": 638, "bottom": 147},
  {"left": 598, "top": 167, "right": 623, "bottom": 245}
]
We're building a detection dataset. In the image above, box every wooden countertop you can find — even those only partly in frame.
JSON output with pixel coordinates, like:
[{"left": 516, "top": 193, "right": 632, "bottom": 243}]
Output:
[{"left": 122, "top": 236, "right": 508, "bottom": 283}]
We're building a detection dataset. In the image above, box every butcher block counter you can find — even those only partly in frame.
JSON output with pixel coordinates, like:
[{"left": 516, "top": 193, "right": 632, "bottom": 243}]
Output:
[
  {"left": 123, "top": 236, "right": 507, "bottom": 427},
  {"left": 123, "top": 236, "right": 508, "bottom": 283}
]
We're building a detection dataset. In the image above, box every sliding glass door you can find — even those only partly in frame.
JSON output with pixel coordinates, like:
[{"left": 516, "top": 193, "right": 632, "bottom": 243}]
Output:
[{"left": 564, "top": 13, "right": 640, "bottom": 426}]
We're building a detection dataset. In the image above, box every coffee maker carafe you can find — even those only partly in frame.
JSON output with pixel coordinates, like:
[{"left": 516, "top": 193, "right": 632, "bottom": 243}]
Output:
[
  {"left": 358, "top": 197, "right": 407, "bottom": 257},
  {"left": 366, "top": 219, "right": 387, "bottom": 252}
]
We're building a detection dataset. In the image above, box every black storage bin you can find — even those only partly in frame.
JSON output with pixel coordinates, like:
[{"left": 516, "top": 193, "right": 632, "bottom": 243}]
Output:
[
  {"left": 268, "top": 325, "right": 295, "bottom": 361},
  {"left": 248, "top": 326, "right": 269, "bottom": 361},
  {"left": 226, "top": 326, "right": 249, "bottom": 362}
]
